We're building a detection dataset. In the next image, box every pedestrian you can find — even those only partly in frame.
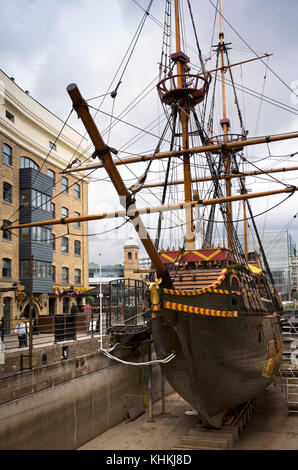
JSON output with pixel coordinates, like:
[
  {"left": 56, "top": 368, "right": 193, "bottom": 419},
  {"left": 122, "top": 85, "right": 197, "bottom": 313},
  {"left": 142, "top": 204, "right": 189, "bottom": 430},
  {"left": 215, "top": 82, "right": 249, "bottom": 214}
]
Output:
[
  {"left": 0, "top": 317, "right": 3, "bottom": 342},
  {"left": 14, "top": 318, "right": 27, "bottom": 348}
]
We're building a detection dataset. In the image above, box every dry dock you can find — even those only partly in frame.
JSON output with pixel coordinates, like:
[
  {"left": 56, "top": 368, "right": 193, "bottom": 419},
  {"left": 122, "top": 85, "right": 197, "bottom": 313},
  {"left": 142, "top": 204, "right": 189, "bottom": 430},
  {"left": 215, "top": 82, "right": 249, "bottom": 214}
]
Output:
[{"left": 79, "top": 383, "right": 298, "bottom": 451}]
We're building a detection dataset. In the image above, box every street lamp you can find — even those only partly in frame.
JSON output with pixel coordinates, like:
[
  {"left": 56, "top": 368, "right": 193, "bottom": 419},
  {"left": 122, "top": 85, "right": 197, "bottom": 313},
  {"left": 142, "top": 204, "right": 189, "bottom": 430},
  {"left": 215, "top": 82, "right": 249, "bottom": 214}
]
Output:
[{"left": 99, "top": 253, "right": 103, "bottom": 346}]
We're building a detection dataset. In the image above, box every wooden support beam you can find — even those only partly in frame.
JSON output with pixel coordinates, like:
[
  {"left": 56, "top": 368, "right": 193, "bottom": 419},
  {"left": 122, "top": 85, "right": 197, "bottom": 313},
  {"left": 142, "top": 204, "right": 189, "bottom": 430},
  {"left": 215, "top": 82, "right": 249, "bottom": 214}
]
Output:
[
  {"left": 3, "top": 186, "right": 297, "bottom": 231},
  {"left": 61, "top": 131, "right": 298, "bottom": 174},
  {"left": 69, "top": 84, "right": 167, "bottom": 278},
  {"left": 143, "top": 165, "right": 298, "bottom": 189}
]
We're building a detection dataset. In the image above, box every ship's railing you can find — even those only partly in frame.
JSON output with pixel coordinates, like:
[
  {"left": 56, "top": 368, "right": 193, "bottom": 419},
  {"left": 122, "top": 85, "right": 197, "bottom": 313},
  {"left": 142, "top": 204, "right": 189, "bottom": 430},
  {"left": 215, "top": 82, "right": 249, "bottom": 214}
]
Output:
[{"left": 206, "top": 133, "right": 247, "bottom": 153}]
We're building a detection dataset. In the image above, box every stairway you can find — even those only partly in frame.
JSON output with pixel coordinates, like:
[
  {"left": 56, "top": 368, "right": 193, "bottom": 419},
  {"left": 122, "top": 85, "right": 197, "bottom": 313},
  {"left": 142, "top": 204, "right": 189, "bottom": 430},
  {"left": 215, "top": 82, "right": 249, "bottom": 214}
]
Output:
[{"left": 171, "top": 424, "right": 238, "bottom": 450}]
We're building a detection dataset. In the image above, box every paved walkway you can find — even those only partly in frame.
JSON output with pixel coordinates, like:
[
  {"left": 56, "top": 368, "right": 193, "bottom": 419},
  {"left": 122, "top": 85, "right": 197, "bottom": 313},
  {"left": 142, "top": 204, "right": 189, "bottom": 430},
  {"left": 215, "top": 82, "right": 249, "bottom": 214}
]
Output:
[
  {"left": 2, "top": 332, "right": 102, "bottom": 353},
  {"left": 79, "top": 384, "right": 298, "bottom": 451}
]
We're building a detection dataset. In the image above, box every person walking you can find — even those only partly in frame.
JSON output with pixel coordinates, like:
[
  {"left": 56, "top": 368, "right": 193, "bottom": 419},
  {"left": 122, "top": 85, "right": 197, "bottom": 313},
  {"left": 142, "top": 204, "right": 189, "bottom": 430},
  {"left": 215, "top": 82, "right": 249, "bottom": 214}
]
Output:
[
  {"left": 14, "top": 319, "right": 27, "bottom": 348},
  {"left": 0, "top": 317, "right": 4, "bottom": 342}
]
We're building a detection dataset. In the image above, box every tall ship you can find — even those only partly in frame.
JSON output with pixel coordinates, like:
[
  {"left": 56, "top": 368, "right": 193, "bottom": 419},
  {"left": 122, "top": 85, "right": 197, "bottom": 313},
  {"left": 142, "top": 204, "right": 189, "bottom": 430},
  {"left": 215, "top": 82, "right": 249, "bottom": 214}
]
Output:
[{"left": 3, "top": 1, "right": 298, "bottom": 428}]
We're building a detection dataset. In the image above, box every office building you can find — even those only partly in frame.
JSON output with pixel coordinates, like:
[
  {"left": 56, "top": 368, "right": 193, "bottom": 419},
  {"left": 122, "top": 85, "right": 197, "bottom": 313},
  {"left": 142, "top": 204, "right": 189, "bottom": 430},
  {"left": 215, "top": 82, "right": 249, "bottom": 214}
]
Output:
[{"left": 0, "top": 69, "right": 91, "bottom": 333}]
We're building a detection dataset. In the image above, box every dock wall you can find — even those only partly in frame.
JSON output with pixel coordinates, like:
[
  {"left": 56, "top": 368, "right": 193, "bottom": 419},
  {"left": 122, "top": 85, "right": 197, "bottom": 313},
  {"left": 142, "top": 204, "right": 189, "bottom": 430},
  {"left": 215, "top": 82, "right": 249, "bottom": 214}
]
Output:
[{"left": 0, "top": 337, "right": 172, "bottom": 449}]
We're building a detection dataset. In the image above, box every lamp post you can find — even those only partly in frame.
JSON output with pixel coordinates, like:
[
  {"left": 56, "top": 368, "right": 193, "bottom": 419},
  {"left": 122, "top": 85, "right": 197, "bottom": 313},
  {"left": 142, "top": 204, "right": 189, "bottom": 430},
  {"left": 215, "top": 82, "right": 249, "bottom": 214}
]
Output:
[{"left": 99, "top": 253, "right": 103, "bottom": 346}]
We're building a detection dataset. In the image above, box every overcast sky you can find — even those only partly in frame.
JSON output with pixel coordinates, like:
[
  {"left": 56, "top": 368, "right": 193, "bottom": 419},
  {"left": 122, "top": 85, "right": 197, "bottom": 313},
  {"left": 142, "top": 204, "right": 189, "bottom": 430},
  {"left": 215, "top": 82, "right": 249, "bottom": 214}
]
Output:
[{"left": 1, "top": 0, "right": 298, "bottom": 265}]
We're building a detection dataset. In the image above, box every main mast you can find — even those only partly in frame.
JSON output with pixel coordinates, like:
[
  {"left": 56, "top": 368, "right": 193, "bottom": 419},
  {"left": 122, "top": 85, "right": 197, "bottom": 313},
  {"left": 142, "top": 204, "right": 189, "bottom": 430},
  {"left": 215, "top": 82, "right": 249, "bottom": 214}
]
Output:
[
  {"left": 218, "top": 0, "right": 233, "bottom": 250},
  {"left": 174, "top": 0, "right": 194, "bottom": 249}
]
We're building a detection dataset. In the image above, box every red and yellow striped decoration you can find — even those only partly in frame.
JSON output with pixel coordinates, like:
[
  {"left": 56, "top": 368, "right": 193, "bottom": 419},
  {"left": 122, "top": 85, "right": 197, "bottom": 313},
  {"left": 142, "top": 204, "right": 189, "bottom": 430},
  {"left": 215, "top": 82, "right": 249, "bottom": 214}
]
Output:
[
  {"left": 163, "top": 287, "right": 230, "bottom": 296},
  {"left": 163, "top": 300, "right": 238, "bottom": 318}
]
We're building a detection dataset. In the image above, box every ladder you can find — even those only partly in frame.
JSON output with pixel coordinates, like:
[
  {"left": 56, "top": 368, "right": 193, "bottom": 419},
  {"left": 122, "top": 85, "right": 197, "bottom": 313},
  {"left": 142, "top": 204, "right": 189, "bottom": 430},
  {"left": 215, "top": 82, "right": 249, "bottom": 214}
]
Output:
[
  {"left": 286, "top": 369, "right": 298, "bottom": 414},
  {"left": 279, "top": 317, "right": 298, "bottom": 413}
]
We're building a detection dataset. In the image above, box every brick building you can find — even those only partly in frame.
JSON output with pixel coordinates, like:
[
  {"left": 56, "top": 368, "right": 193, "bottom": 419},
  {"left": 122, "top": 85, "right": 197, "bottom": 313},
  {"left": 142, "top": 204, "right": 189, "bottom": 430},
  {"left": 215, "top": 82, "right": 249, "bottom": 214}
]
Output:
[{"left": 0, "top": 69, "right": 92, "bottom": 334}]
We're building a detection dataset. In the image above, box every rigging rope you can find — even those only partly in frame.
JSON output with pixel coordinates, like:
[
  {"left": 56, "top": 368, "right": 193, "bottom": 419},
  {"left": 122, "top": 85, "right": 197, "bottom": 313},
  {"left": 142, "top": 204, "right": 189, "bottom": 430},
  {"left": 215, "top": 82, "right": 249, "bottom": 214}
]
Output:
[
  {"left": 99, "top": 348, "right": 176, "bottom": 366},
  {"left": 208, "top": 0, "right": 298, "bottom": 99}
]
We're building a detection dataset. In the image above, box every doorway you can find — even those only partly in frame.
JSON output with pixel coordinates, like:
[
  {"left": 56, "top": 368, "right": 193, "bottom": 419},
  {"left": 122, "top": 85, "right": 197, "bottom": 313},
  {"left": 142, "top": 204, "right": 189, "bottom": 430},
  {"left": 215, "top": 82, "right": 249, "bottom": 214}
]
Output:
[
  {"left": 23, "top": 303, "right": 36, "bottom": 319},
  {"left": 49, "top": 297, "right": 56, "bottom": 315},
  {"left": 3, "top": 298, "right": 11, "bottom": 335}
]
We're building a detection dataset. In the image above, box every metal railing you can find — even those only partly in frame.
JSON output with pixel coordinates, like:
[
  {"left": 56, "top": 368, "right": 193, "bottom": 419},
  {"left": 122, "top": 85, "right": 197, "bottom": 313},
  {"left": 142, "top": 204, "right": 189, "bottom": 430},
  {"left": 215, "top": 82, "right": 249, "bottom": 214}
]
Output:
[
  {"left": 0, "top": 312, "right": 108, "bottom": 353},
  {"left": 1, "top": 306, "right": 149, "bottom": 354}
]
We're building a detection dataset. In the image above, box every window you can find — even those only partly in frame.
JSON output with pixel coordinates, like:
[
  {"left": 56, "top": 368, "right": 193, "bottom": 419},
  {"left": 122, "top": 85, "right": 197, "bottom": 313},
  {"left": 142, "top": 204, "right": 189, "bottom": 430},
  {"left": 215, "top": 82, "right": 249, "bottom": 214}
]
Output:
[
  {"left": 49, "top": 141, "right": 56, "bottom": 151},
  {"left": 2, "top": 258, "right": 11, "bottom": 278},
  {"left": 21, "top": 157, "right": 39, "bottom": 170},
  {"left": 3, "top": 144, "right": 12, "bottom": 166},
  {"left": 3, "top": 182, "right": 12, "bottom": 204},
  {"left": 32, "top": 226, "right": 53, "bottom": 245},
  {"left": 61, "top": 177, "right": 68, "bottom": 193},
  {"left": 74, "top": 269, "right": 81, "bottom": 284},
  {"left": 128, "top": 252, "right": 132, "bottom": 260},
  {"left": 20, "top": 260, "right": 30, "bottom": 278},
  {"left": 74, "top": 212, "right": 81, "bottom": 228},
  {"left": 2, "top": 220, "right": 11, "bottom": 241},
  {"left": 61, "top": 207, "right": 69, "bottom": 218},
  {"left": 5, "top": 110, "right": 14, "bottom": 123},
  {"left": 62, "top": 267, "right": 69, "bottom": 283},
  {"left": 47, "top": 169, "right": 55, "bottom": 184},
  {"left": 62, "top": 237, "right": 69, "bottom": 253},
  {"left": 52, "top": 265, "right": 56, "bottom": 282},
  {"left": 31, "top": 189, "right": 52, "bottom": 211},
  {"left": 21, "top": 227, "right": 30, "bottom": 241},
  {"left": 74, "top": 183, "right": 81, "bottom": 199},
  {"left": 74, "top": 240, "right": 81, "bottom": 256},
  {"left": 33, "top": 261, "right": 52, "bottom": 279},
  {"left": 63, "top": 297, "right": 69, "bottom": 313},
  {"left": 20, "top": 189, "right": 30, "bottom": 206}
]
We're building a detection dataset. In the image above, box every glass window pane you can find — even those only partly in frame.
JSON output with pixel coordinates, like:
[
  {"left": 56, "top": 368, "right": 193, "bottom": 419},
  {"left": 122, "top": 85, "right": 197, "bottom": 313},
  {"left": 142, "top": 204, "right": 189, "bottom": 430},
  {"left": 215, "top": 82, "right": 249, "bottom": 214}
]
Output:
[
  {"left": 61, "top": 177, "right": 68, "bottom": 193},
  {"left": 20, "top": 157, "right": 39, "bottom": 170},
  {"left": 21, "top": 189, "right": 30, "bottom": 206},
  {"left": 3, "top": 144, "right": 12, "bottom": 165},
  {"left": 75, "top": 269, "right": 81, "bottom": 284},
  {"left": 3, "top": 182, "right": 12, "bottom": 203},
  {"left": 20, "top": 260, "right": 29, "bottom": 277},
  {"left": 62, "top": 237, "right": 69, "bottom": 253},
  {"left": 74, "top": 183, "right": 81, "bottom": 199},
  {"left": 21, "top": 227, "right": 30, "bottom": 241},
  {"left": 2, "top": 258, "right": 11, "bottom": 278},
  {"left": 2, "top": 220, "right": 11, "bottom": 241},
  {"left": 74, "top": 212, "right": 81, "bottom": 228}
]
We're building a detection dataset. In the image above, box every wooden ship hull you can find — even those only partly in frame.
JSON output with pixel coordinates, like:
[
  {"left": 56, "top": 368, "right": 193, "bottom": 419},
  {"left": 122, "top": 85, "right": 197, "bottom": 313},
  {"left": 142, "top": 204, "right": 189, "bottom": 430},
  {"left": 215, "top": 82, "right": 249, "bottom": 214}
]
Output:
[{"left": 151, "top": 249, "right": 283, "bottom": 428}]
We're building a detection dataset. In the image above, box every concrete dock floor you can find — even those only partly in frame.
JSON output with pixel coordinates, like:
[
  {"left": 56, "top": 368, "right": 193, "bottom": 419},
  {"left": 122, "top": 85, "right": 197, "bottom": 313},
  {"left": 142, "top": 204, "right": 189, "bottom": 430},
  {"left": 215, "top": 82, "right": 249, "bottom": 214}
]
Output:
[{"left": 79, "top": 384, "right": 298, "bottom": 451}]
